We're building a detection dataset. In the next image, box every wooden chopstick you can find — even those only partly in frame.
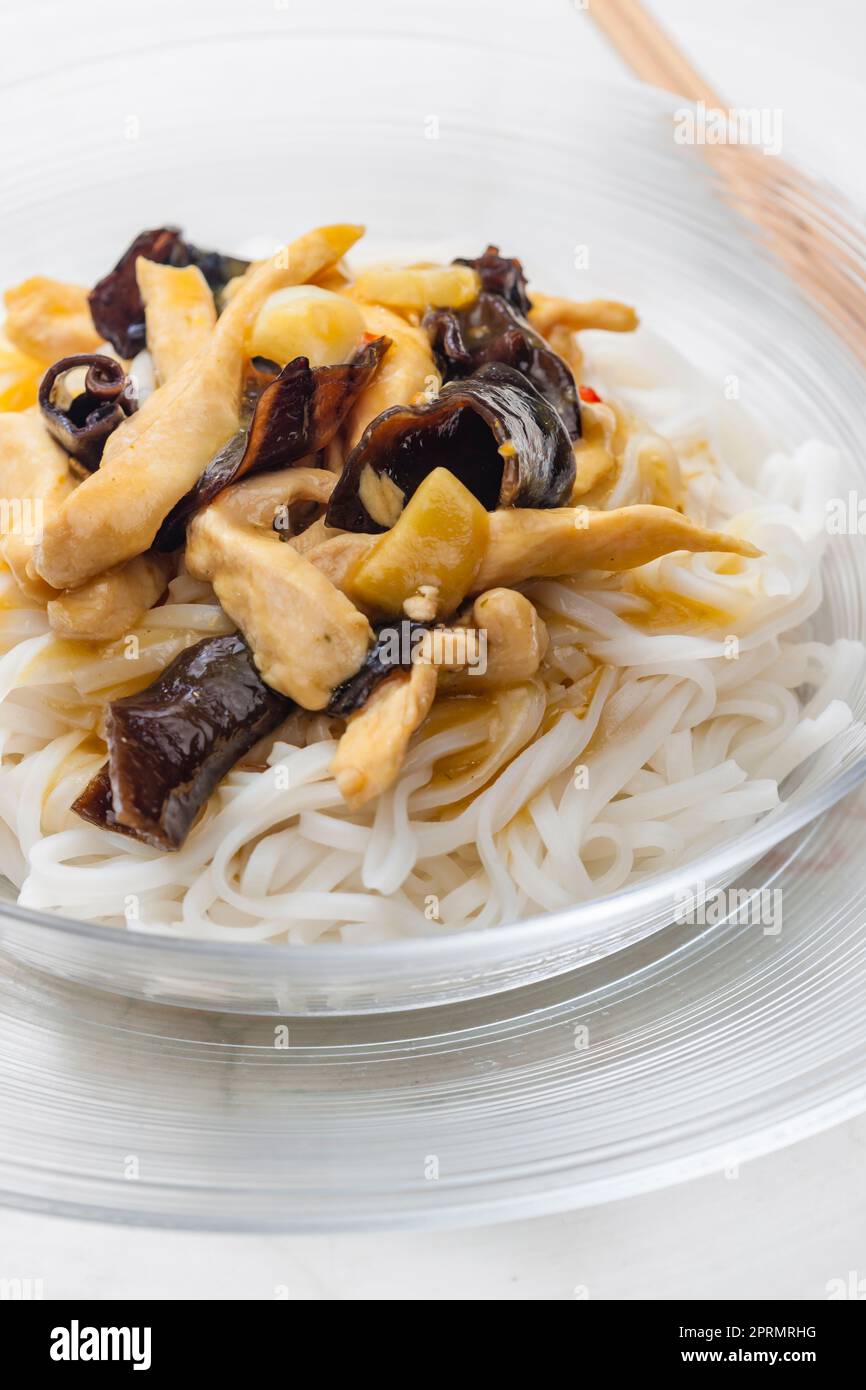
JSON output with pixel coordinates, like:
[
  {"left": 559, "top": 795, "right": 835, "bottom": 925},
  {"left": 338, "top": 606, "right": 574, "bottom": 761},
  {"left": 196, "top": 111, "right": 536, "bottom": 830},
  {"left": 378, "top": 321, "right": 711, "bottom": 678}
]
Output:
[
  {"left": 588, "top": 0, "right": 866, "bottom": 368},
  {"left": 590, "top": 0, "right": 725, "bottom": 103}
]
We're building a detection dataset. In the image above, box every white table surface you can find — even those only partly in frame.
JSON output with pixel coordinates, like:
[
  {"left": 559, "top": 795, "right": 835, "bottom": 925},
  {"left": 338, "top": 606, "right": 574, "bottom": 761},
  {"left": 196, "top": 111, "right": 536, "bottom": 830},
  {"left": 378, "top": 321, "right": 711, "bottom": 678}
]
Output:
[{"left": 2, "top": 0, "right": 866, "bottom": 1300}]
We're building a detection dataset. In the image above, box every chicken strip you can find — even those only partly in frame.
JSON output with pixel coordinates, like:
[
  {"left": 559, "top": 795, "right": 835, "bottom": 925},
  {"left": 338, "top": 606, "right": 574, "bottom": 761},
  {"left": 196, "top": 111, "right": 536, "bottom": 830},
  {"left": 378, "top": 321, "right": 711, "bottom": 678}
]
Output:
[
  {"left": 473, "top": 505, "right": 759, "bottom": 591},
  {"left": 35, "top": 224, "right": 363, "bottom": 590},
  {"left": 214, "top": 465, "right": 334, "bottom": 530},
  {"left": 306, "top": 504, "right": 757, "bottom": 612},
  {"left": 136, "top": 260, "right": 216, "bottom": 385},
  {"left": 186, "top": 475, "right": 371, "bottom": 709},
  {"left": 3, "top": 277, "right": 103, "bottom": 362},
  {"left": 0, "top": 410, "right": 75, "bottom": 599},
  {"left": 47, "top": 552, "right": 173, "bottom": 641},
  {"left": 344, "top": 303, "right": 438, "bottom": 448},
  {"left": 437, "top": 588, "right": 549, "bottom": 692},
  {"left": 330, "top": 660, "right": 438, "bottom": 808},
  {"left": 528, "top": 292, "right": 638, "bottom": 336},
  {"left": 306, "top": 531, "right": 377, "bottom": 593}
]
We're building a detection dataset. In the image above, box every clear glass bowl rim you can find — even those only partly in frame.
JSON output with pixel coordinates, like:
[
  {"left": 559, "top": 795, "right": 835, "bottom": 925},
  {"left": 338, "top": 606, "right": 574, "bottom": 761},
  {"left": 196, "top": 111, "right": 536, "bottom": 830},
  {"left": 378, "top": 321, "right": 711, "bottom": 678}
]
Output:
[
  {"left": 2, "top": 43, "right": 866, "bottom": 983},
  {"left": 4, "top": 756, "right": 864, "bottom": 970}
]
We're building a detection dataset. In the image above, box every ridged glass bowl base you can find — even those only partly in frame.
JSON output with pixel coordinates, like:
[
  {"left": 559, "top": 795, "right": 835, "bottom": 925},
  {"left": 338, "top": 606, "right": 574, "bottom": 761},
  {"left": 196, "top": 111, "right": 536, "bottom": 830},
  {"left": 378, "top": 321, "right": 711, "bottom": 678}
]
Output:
[{"left": 1, "top": 782, "right": 865, "bottom": 1231}]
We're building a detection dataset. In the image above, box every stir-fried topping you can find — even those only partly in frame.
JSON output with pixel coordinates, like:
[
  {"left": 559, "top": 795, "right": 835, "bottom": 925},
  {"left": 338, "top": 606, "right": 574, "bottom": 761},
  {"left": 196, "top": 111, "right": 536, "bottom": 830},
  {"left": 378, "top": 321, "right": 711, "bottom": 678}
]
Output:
[
  {"left": 88, "top": 226, "right": 250, "bottom": 357},
  {"left": 38, "top": 353, "right": 138, "bottom": 474},
  {"left": 425, "top": 291, "right": 582, "bottom": 439},
  {"left": 345, "top": 467, "right": 489, "bottom": 620},
  {"left": 156, "top": 336, "right": 388, "bottom": 549},
  {"left": 0, "top": 221, "right": 764, "bottom": 851},
  {"left": 441, "top": 589, "right": 549, "bottom": 692},
  {"left": 344, "top": 303, "right": 438, "bottom": 448},
  {"left": 88, "top": 227, "right": 184, "bottom": 358},
  {"left": 326, "top": 361, "right": 575, "bottom": 532},
  {"left": 35, "top": 224, "right": 364, "bottom": 590},
  {"left": 452, "top": 245, "right": 531, "bottom": 315},
  {"left": 185, "top": 469, "right": 372, "bottom": 708},
  {"left": 528, "top": 293, "right": 638, "bottom": 336},
  {"left": 351, "top": 264, "right": 480, "bottom": 314},
  {"left": 73, "top": 634, "right": 291, "bottom": 850},
  {"left": 0, "top": 410, "right": 74, "bottom": 598}
]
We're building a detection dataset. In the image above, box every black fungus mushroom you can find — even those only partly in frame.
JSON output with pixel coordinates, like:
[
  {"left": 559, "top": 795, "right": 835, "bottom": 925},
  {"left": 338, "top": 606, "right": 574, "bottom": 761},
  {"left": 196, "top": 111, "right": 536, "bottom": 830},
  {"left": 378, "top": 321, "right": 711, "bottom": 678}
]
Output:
[
  {"left": 169, "top": 240, "right": 251, "bottom": 297},
  {"left": 38, "top": 353, "right": 138, "bottom": 474},
  {"left": 72, "top": 634, "right": 292, "bottom": 851},
  {"left": 453, "top": 245, "right": 531, "bottom": 315},
  {"left": 154, "top": 335, "right": 390, "bottom": 551},
  {"left": 72, "top": 620, "right": 445, "bottom": 847},
  {"left": 325, "top": 361, "right": 575, "bottom": 533},
  {"left": 424, "top": 291, "right": 581, "bottom": 440},
  {"left": 88, "top": 226, "right": 251, "bottom": 358}
]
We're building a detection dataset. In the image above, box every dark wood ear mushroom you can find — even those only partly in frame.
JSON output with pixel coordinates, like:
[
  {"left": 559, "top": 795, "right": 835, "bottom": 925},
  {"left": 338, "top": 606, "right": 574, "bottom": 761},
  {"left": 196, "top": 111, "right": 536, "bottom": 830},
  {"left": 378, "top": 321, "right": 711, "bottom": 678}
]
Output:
[
  {"left": 38, "top": 353, "right": 138, "bottom": 475},
  {"left": 73, "top": 634, "right": 292, "bottom": 851},
  {"left": 155, "top": 336, "right": 390, "bottom": 551},
  {"left": 452, "top": 244, "right": 531, "bottom": 315},
  {"left": 326, "top": 361, "right": 576, "bottom": 533},
  {"left": 425, "top": 291, "right": 581, "bottom": 440},
  {"left": 88, "top": 226, "right": 251, "bottom": 357}
]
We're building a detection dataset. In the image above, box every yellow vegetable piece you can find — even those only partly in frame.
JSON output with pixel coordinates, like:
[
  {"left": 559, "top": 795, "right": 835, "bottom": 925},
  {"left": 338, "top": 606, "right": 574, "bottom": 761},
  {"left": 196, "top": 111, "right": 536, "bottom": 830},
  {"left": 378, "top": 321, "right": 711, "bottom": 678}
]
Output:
[
  {"left": 0, "top": 337, "right": 43, "bottom": 411},
  {"left": 250, "top": 285, "right": 364, "bottom": 367},
  {"left": 348, "top": 467, "right": 489, "bottom": 619},
  {"left": 352, "top": 265, "right": 480, "bottom": 313}
]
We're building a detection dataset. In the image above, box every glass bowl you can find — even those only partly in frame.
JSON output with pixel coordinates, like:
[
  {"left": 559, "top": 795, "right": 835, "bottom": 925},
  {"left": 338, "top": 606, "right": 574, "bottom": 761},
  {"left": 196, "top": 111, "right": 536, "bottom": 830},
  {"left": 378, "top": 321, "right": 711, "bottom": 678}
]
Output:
[{"left": 1, "top": 12, "right": 865, "bottom": 1013}]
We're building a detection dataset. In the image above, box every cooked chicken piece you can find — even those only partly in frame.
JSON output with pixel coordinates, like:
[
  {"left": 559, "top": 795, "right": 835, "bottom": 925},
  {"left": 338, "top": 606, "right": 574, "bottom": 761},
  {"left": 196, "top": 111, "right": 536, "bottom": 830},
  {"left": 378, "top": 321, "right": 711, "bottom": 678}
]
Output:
[
  {"left": 206, "top": 464, "right": 336, "bottom": 549},
  {"left": 473, "top": 505, "right": 759, "bottom": 591},
  {"left": 570, "top": 403, "right": 620, "bottom": 501},
  {"left": 214, "top": 465, "right": 334, "bottom": 531},
  {"left": 0, "top": 412, "right": 176, "bottom": 631},
  {"left": 437, "top": 589, "right": 549, "bottom": 692},
  {"left": 0, "top": 410, "right": 75, "bottom": 599},
  {"left": 528, "top": 292, "right": 638, "bottom": 336},
  {"left": 344, "top": 303, "right": 438, "bottom": 448},
  {"left": 0, "top": 409, "right": 73, "bottom": 507},
  {"left": 330, "top": 660, "right": 438, "bottom": 808},
  {"left": 186, "top": 476, "right": 372, "bottom": 709},
  {"left": 288, "top": 514, "right": 344, "bottom": 556},
  {"left": 310, "top": 262, "right": 352, "bottom": 293},
  {"left": 305, "top": 502, "right": 758, "bottom": 603},
  {"left": 34, "top": 224, "right": 363, "bottom": 591},
  {"left": 547, "top": 324, "right": 583, "bottom": 377},
  {"left": 135, "top": 260, "right": 216, "bottom": 385},
  {"left": 305, "top": 531, "right": 376, "bottom": 592},
  {"left": 0, "top": 333, "right": 45, "bottom": 412},
  {"left": 47, "top": 552, "right": 172, "bottom": 641},
  {"left": 3, "top": 277, "right": 103, "bottom": 362}
]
